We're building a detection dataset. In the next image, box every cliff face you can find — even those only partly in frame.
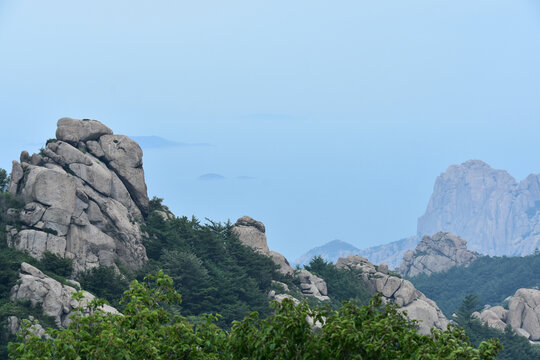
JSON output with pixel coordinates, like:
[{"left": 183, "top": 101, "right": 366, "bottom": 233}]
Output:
[
  {"left": 399, "top": 232, "right": 478, "bottom": 277},
  {"left": 418, "top": 160, "right": 540, "bottom": 256},
  {"left": 6, "top": 118, "right": 149, "bottom": 273}
]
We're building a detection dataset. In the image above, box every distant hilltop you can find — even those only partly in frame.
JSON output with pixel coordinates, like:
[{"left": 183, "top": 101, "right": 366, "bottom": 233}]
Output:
[{"left": 294, "top": 239, "right": 360, "bottom": 266}]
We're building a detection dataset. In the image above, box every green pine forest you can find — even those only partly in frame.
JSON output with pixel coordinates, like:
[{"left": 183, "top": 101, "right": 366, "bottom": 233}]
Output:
[{"left": 0, "top": 166, "right": 539, "bottom": 359}]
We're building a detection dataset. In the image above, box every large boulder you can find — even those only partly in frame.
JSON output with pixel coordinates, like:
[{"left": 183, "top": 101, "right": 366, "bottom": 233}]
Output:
[
  {"left": 399, "top": 232, "right": 478, "bottom": 277},
  {"left": 231, "top": 216, "right": 270, "bottom": 253},
  {"left": 99, "top": 135, "right": 149, "bottom": 216},
  {"left": 56, "top": 117, "right": 113, "bottom": 144},
  {"left": 6, "top": 118, "right": 148, "bottom": 272},
  {"left": 10, "top": 263, "right": 119, "bottom": 328},
  {"left": 476, "top": 288, "right": 540, "bottom": 341},
  {"left": 337, "top": 255, "right": 448, "bottom": 335}
]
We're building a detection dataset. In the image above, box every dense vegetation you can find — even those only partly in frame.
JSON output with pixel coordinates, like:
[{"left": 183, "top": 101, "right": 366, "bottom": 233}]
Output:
[
  {"left": 9, "top": 271, "right": 501, "bottom": 360},
  {"left": 135, "top": 197, "right": 295, "bottom": 327},
  {"left": 409, "top": 253, "right": 540, "bottom": 317},
  {"left": 304, "top": 255, "right": 371, "bottom": 308},
  {"left": 0, "top": 169, "right": 516, "bottom": 359}
]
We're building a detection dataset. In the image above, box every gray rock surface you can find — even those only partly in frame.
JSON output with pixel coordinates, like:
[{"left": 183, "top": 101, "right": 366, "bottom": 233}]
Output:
[
  {"left": 336, "top": 255, "right": 448, "bottom": 335},
  {"left": 232, "top": 216, "right": 328, "bottom": 300},
  {"left": 232, "top": 216, "right": 270, "bottom": 253},
  {"left": 6, "top": 316, "right": 49, "bottom": 339},
  {"left": 10, "top": 263, "right": 120, "bottom": 328},
  {"left": 399, "top": 232, "right": 478, "bottom": 277},
  {"left": 99, "top": 135, "right": 149, "bottom": 216},
  {"left": 476, "top": 288, "right": 540, "bottom": 341},
  {"left": 418, "top": 160, "right": 540, "bottom": 256},
  {"left": 6, "top": 118, "right": 148, "bottom": 272},
  {"left": 56, "top": 118, "right": 113, "bottom": 144}
]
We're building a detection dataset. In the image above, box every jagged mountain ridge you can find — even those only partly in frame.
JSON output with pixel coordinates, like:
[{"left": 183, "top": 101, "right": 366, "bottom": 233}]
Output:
[
  {"left": 323, "top": 160, "right": 540, "bottom": 269},
  {"left": 418, "top": 160, "right": 540, "bottom": 256}
]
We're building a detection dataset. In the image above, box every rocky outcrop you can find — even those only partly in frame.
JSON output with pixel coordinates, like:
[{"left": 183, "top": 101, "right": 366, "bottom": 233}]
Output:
[
  {"left": 232, "top": 216, "right": 270, "bottom": 253},
  {"left": 418, "top": 160, "right": 540, "bottom": 256},
  {"left": 399, "top": 232, "right": 478, "bottom": 277},
  {"left": 337, "top": 255, "right": 449, "bottom": 335},
  {"left": 232, "top": 216, "right": 329, "bottom": 301},
  {"left": 10, "top": 263, "right": 120, "bottom": 329},
  {"left": 474, "top": 288, "right": 540, "bottom": 342},
  {"left": 6, "top": 118, "right": 148, "bottom": 272}
]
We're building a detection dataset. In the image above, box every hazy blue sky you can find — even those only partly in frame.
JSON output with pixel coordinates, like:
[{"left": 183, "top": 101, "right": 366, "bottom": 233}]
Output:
[{"left": 1, "top": 1, "right": 539, "bottom": 261}]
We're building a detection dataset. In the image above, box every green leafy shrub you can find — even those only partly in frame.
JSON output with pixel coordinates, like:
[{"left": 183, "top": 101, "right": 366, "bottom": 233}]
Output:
[
  {"left": 9, "top": 272, "right": 502, "bottom": 360},
  {"left": 36, "top": 252, "right": 73, "bottom": 278}
]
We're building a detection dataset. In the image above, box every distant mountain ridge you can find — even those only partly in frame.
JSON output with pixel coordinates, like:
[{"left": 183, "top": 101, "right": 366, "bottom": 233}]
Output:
[
  {"left": 294, "top": 240, "right": 361, "bottom": 266},
  {"left": 300, "top": 160, "right": 540, "bottom": 269}
]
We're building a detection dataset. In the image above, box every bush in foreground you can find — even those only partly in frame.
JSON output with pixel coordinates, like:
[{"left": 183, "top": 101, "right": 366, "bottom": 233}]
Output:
[{"left": 9, "top": 271, "right": 501, "bottom": 360}]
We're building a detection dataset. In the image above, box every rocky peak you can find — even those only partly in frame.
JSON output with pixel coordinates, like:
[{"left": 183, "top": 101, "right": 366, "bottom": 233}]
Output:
[
  {"left": 6, "top": 118, "right": 149, "bottom": 272},
  {"left": 417, "top": 160, "right": 540, "bottom": 256},
  {"left": 231, "top": 216, "right": 269, "bottom": 252},
  {"left": 398, "top": 232, "right": 478, "bottom": 277},
  {"left": 337, "top": 255, "right": 448, "bottom": 335}
]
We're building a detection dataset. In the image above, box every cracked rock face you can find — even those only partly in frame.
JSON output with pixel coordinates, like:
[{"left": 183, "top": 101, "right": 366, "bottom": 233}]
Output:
[
  {"left": 337, "top": 255, "right": 449, "bottom": 335},
  {"left": 232, "top": 216, "right": 329, "bottom": 301},
  {"left": 10, "top": 263, "right": 120, "bottom": 329},
  {"left": 398, "top": 232, "right": 478, "bottom": 277},
  {"left": 418, "top": 160, "right": 540, "bottom": 256},
  {"left": 7, "top": 118, "right": 148, "bottom": 272}
]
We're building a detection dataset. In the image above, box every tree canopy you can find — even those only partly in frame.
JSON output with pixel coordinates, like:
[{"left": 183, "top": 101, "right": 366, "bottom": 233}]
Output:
[{"left": 9, "top": 271, "right": 502, "bottom": 360}]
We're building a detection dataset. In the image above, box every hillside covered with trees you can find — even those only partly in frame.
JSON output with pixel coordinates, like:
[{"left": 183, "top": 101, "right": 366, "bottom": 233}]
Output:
[{"left": 409, "top": 253, "right": 540, "bottom": 317}]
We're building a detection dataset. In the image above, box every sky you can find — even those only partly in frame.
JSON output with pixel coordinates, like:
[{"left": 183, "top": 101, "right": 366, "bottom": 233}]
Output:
[{"left": 1, "top": 0, "right": 539, "bottom": 261}]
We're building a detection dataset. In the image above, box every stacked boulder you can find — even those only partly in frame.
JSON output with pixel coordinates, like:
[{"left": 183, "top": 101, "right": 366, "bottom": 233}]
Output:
[
  {"left": 10, "top": 262, "right": 120, "bottom": 329},
  {"left": 337, "top": 255, "right": 449, "bottom": 335},
  {"left": 232, "top": 216, "right": 329, "bottom": 301},
  {"left": 399, "top": 232, "right": 478, "bottom": 277},
  {"left": 6, "top": 118, "right": 148, "bottom": 273},
  {"left": 474, "top": 288, "right": 540, "bottom": 342}
]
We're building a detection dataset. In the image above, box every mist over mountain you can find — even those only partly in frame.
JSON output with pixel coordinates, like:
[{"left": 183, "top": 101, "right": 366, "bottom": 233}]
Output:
[
  {"left": 293, "top": 240, "right": 360, "bottom": 266},
  {"left": 418, "top": 160, "right": 540, "bottom": 256}
]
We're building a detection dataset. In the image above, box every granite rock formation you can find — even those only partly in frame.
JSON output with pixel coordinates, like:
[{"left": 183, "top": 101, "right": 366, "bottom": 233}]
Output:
[
  {"left": 399, "top": 232, "right": 478, "bottom": 277},
  {"left": 10, "top": 262, "right": 120, "bottom": 329},
  {"left": 6, "top": 118, "right": 149, "bottom": 273},
  {"left": 232, "top": 216, "right": 329, "bottom": 301},
  {"left": 418, "top": 160, "right": 540, "bottom": 256},
  {"left": 337, "top": 255, "right": 449, "bottom": 335},
  {"left": 474, "top": 288, "right": 540, "bottom": 342}
]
